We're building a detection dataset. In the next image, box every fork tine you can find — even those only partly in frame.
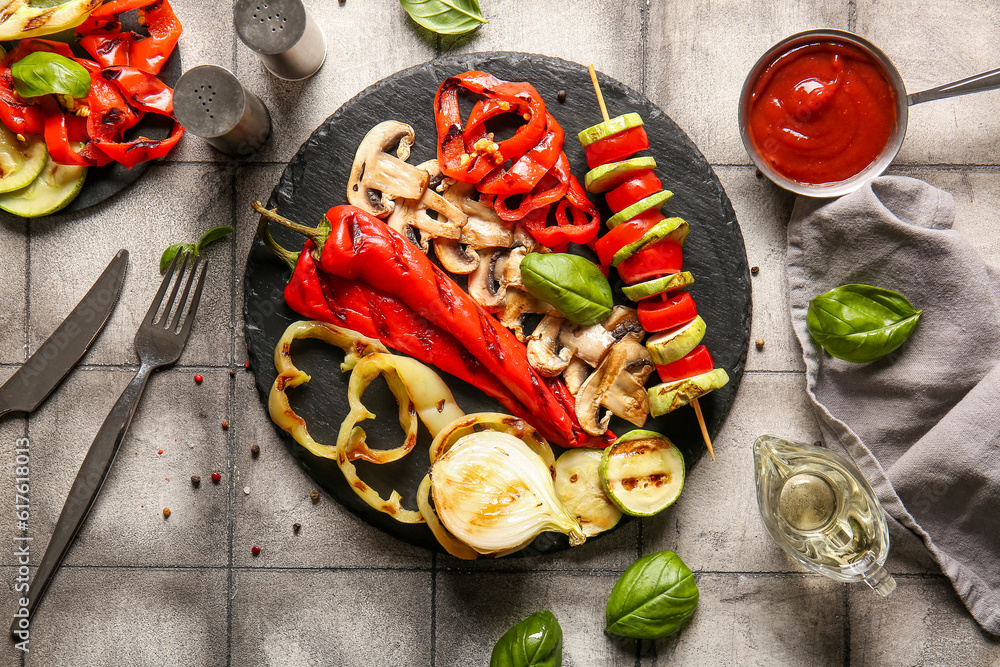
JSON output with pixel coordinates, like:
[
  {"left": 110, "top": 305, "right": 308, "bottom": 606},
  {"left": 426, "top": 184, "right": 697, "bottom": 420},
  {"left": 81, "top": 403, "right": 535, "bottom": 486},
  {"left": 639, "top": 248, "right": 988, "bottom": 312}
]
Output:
[
  {"left": 144, "top": 251, "right": 183, "bottom": 325},
  {"left": 167, "top": 254, "right": 201, "bottom": 331},
  {"left": 158, "top": 252, "right": 191, "bottom": 327},
  {"left": 175, "top": 259, "right": 208, "bottom": 343}
]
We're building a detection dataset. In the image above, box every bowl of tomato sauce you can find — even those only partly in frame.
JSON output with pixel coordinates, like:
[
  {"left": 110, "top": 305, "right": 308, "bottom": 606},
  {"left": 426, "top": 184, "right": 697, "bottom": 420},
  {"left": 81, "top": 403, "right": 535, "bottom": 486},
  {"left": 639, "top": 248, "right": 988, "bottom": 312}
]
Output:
[{"left": 739, "top": 29, "right": 908, "bottom": 197}]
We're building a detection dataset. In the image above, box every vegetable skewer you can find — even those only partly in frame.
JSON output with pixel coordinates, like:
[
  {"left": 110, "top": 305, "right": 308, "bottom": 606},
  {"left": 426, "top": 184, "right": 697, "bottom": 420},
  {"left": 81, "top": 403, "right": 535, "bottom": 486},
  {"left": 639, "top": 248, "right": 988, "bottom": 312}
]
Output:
[{"left": 585, "top": 64, "right": 720, "bottom": 461}]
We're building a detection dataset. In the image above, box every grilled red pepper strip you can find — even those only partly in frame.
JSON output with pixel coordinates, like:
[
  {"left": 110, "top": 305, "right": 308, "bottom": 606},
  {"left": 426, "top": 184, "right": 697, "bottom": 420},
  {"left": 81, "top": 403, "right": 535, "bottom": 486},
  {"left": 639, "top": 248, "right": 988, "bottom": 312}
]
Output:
[
  {"left": 485, "top": 151, "right": 571, "bottom": 222},
  {"left": 435, "top": 71, "right": 546, "bottom": 184},
  {"left": 478, "top": 112, "right": 565, "bottom": 196},
  {"left": 317, "top": 205, "right": 608, "bottom": 448},
  {"left": 81, "top": 0, "right": 181, "bottom": 75},
  {"left": 88, "top": 66, "right": 183, "bottom": 168},
  {"left": 522, "top": 168, "right": 600, "bottom": 247},
  {"left": 0, "top": 39, "right": 77, "bottom": 137}
]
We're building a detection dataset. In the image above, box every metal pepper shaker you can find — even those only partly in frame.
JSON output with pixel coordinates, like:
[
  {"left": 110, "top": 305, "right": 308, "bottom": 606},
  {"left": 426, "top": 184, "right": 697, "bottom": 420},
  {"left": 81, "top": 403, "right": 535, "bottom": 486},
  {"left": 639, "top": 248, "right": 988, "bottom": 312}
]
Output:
[
  {"left": 173, "top": 65, "right": 272, "bottom": 156},
  {"left": 234, "top": 0, "right": 327, "bottom": 81}
]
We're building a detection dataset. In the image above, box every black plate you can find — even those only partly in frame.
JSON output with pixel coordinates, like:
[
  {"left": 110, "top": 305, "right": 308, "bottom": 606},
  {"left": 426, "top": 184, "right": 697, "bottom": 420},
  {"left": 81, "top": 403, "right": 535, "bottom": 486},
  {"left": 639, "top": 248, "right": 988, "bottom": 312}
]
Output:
[{"left": 243, "top": 52, "right": 752, "bottom": 556}]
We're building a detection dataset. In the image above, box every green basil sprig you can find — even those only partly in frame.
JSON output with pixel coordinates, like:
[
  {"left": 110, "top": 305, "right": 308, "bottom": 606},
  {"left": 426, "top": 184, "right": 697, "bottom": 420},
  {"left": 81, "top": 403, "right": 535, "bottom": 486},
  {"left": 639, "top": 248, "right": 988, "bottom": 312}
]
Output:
[
  {"left": 398, "top": 0, "right": 487, "bottom": 35},
  {"left": 807, "top": 284, "right": 922, "bottom": 363},
  {"left": 606, "top": 550, "right": 699, "bottom": 639},
  {"left": 12, "top": 52, "right": 91, "bottom": 99},
  {"left": 521, "top": 253, "right": 612, "bottom": 326},
  {"left": 490, "top": 610, "right": 562, "bottom": 667},
  {"left": 160, "top": 226, "right": 235, "bottom": 273}
]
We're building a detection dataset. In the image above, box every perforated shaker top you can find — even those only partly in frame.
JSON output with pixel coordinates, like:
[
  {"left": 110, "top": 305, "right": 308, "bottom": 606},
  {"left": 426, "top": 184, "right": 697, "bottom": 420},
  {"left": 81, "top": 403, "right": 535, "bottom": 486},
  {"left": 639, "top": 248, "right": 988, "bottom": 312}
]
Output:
[
  {"left": 234, "top": 0, "right": 307, "bottom": 55},
  {"left": 173, "top": 66, "right": 247, "bottom": 138}
]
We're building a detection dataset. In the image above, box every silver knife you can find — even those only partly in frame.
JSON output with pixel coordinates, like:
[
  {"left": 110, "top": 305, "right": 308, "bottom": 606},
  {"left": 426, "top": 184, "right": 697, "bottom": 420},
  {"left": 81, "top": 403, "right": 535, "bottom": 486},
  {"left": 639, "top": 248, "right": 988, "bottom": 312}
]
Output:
[{"left": 0, "top": 249, "right": 129, "bottom": 418}]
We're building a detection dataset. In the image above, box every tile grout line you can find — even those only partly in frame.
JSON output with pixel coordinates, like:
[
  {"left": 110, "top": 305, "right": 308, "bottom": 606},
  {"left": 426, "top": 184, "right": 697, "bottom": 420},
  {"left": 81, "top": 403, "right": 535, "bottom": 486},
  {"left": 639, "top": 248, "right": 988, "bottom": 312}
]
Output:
[
  {"left": 20, "top": 214, "right": 29, "bottom": 667},
  {"left": 639, "top": 0, "right": 649, "bottom": 97},
  {"left": 843, "top": 583, "right": 852, "bottom": 666},
  {"left": 430, "top": 551, "right": 437, "bottom": 667},
  {"left": 848, "top": 0, "right": 857, "bottom": 32}
]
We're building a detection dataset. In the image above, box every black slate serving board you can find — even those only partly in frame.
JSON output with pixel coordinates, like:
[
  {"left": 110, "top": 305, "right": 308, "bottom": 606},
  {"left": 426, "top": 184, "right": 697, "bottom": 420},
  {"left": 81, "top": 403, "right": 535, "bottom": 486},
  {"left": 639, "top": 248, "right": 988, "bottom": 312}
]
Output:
[{"left": 243, "top": 52, "right": 752, "bottom": 556}]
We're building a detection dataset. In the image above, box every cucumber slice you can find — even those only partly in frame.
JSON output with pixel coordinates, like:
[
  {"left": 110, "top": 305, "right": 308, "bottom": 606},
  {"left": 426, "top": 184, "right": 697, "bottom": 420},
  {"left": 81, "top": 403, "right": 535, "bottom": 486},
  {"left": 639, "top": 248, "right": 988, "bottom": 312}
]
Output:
[
  {"left": 554, "top": 449, "right": 622, "bottom": 537},
  {"left": 0, "top": 154, "right": 86, "bottom": 218},
  {"left": 622, "top": 271, "right": 694, "bottom": 302},
  {"left": 611, "top": 216, "right": 689, "bottom": 267},
  {"left": 578, "top": 113, "right": 645, "bottom": 148},
  {"left": 585, "top": 156, "right": 657, "bottom": 193},
  {"left": 0, "top": 125, "right": 47, "bottom": 194},
  {"left": 647, "top": 368, "right": 730, "bottom": 418},
  {"left": 646, "top": 316, "right": 707, "bottom": 365},
  {"left": 606, "top": 190, "right": 674, "bottom": 230},
  {"left": 600, "top": 429, "right": 685, "bottom": 516}
]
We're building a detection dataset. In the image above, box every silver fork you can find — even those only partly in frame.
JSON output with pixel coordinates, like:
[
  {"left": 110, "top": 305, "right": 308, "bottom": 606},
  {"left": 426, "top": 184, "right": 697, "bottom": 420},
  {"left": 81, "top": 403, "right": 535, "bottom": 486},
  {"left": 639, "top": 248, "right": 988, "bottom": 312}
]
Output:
[{"left": 11, "top": 253, "right": 208, "bottom": 637}]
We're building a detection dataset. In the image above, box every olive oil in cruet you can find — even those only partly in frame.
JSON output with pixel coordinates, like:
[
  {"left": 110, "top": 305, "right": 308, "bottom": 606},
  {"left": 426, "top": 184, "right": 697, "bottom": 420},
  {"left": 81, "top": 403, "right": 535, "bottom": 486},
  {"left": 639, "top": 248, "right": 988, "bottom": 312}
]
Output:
[{"left": 753, "top": 435, "right": 896, "bottom": 596}]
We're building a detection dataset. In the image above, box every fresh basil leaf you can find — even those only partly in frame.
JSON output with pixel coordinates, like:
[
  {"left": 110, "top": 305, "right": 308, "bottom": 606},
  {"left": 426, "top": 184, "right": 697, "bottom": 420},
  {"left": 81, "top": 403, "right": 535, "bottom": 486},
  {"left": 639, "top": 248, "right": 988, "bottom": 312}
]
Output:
[
  {"left": 398, "top": 0, "right": 487, "bottom": 35},
  {"left": 160, "top": 243, "right": 195, "bottom": 274},
  {"left": 489, "top": 610, "right": 562, "bottom": 667},
  {"left": 807, "top": 284, "right": 922, "bottom": 363},
  {"left": 12, "top": 52, "right": 91, "bottom": 99},
  {"left": 606, "top": 550, "right": 699, "bottom": 639},
  {"left": 197, "top": 225, "right": 234, "bottom": 252},
  {"left": 520, "top": 253, "right": 612, "bottom": 326}
]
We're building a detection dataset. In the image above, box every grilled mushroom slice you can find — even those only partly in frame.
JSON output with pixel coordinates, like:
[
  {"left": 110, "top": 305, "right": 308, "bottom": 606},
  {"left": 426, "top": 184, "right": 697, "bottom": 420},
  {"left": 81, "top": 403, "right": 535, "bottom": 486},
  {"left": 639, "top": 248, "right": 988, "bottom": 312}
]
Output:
[
  {"left": 499, "top": 288, "right": 557, "bottom": 341},
  {"left": 527, "top": 315, "right": 573, "bottom": 376},
  {"left": 347, "top": 121, "right": 429, "bottom": 218},
  {"left": 562, "top": 357, "right": 591, "bottom": 396},
  {"left": 442, "top": 180, "right": 516, "bottom": 248},
  {"left": 602, "top": 305, "right": 644, "bottom": 342},
  {"left": 435, "top": 239, "right": 479, "bottom": 274},
  {"left": 468, "top": 248, "right": 509, "bottom": 311},
  {"left": 558, "top": 322, "right": 616, "bottom": 367},
  {"left": 575, "top": 338, "right": 655, "bottom": 435}
]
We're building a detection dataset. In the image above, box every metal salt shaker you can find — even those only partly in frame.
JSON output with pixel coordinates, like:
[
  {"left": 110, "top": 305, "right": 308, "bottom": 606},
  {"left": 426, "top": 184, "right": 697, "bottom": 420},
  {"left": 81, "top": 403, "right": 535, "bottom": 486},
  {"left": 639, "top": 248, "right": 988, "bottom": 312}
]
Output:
[
  {"left": 173, "top": 65, "right": 272, "bottom": 156},
  {"left": 234, "top": 0, "right": 327, "bottom": 81}
]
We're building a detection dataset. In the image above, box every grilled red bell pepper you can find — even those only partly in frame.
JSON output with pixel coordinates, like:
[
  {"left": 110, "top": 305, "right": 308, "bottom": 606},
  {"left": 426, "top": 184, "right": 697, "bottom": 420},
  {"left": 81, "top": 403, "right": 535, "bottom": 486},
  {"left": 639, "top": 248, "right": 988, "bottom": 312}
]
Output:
[
  {"left": 80, "top": 0, "right": 182, "bottom": 76},
  {"left": 617, "top": 240, "right": 684, "bottom": 285},
  {"left": 522, "top": 166, "right": 600, "bottom": 248},
  {"left": 637, "top": 291, "right": 698, "bottom": 333},
  {"left": 435, "top": 71, "right": 547, "bottom": 184},
  {"left": 656, "top": 345, "right": 714, "bottom": 383},
  {"left": 478, "top": 112, "right": 565, "bottom": 196},
  {"left": 584, "top": 125, "right": 649, "bottom": 169},
  {"left": 313, "top": 205, "right": 608, "bottom": 448},
  {"left": 605, "top": 170, "right": 662, "bottom": 213}
]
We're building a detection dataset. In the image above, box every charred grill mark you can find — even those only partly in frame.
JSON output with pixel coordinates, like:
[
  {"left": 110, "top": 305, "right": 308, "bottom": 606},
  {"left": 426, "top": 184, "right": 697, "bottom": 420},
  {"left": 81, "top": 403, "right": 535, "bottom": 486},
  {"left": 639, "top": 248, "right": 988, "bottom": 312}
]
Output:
[
  {"left": 96, "top": 37, "right": 122, "bottom": 56},
  {"left": 621, "top": 473, "right": 670, "bottom": 491},
  {"left": 367, "top": 293, "right": 391, "bottom": 339},
  {"left": 478, "top": 311, "right": 504, "bottom": 359},
  {"left": 102, "top": 107, "right": 125, "bottom": 126},
  {"left": 349, "top": 217, "right": 365, "bottom": 252},
  {"left": 432, "top": 266, "right": 456, "bottom": 309},
  {"left": 125, "top": 138, "right": 162, "bottom": 152},
  {"left": 353, "top": 481, "right": 368, "bottom": 492},
  {"left": 436, "top": 399, "right": 446, "bottom": 412},
  {"left": 102, "top": 68, "right": 123, "bottom": 81},
  {"left": 25, "top": 10, "right": 55, "bottom": 31},
  {"left": 382, "top": 504, "right": 397, "bottom": 515},
  {"left": 616, "top": 440, "right": 657, "bottom": 456},
  {"left": 405, "top": 433, "right": 417, "bottom": 448}
]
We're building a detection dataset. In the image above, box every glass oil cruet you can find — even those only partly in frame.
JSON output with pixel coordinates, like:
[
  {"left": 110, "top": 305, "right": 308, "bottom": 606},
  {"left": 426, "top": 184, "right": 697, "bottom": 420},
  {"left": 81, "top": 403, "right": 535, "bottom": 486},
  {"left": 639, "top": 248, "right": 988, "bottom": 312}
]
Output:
[{"left": 753, "top": 435, "right": 896, "bottom": 596}]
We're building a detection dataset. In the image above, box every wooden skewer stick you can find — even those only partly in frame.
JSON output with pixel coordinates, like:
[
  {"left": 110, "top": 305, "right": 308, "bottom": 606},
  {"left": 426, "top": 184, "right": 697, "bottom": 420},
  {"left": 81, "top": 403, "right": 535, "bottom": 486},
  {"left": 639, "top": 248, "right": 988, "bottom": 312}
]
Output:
[{"left": 587, "top": 63, "right": 716, "bottom": 461}]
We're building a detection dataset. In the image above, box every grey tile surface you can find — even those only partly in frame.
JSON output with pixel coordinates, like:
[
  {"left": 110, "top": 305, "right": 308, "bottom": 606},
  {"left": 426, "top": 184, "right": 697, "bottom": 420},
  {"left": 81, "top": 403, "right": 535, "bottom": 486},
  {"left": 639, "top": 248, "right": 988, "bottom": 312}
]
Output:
[
  {"left": 24, "top": 567, "right": 228, "bottom": 667},
  {"left": 646, "top": 0, "right": 849, "bottom": 165},
  {"left": 0, "top": 219, "right": 26, "bottom": 364},
  {"left": 855, "top": 0, "right": 1000, "bottom": 166},
  {"left": 230, "top": 569, "right": 432, "bottom": 666},
  {"left": 27, "top": 368, "right": 230, "bottom": 568},
  {"left": 850, "top": 577, "right": 1000, "bottom": 665},
  {"left": 28, "top": 164, "right": 234, "bottom": 367},
  {"left": 445, "top": 0, "right": 644, "bottom": 92},
  {"left": 648, "top": 573, "right": 846, "bottom": 666}
]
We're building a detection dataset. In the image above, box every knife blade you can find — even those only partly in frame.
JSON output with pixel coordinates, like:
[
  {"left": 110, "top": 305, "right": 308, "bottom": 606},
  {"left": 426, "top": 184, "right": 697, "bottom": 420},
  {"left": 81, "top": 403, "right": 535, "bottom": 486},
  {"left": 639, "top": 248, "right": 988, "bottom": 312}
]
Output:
[{"left": 0, "top": 249, "right": 129, "bottom": 418}]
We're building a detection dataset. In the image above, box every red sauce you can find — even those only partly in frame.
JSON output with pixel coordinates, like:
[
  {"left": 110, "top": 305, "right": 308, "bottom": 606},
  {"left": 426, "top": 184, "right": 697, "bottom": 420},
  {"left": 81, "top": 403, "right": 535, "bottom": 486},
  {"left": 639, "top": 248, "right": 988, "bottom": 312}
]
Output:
[{"left": 747, "top": 41, "right": 897, "bottom": 185}]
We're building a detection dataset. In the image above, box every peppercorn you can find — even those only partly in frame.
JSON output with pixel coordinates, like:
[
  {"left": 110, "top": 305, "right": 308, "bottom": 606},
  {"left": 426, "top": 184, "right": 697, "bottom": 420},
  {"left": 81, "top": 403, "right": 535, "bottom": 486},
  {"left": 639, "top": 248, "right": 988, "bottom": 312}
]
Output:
[
  {"left": 755, "top": 169, "right": 763, "bottom": 179},
  {"left": 163, "top": 507, "right": 171, "bottom": 518},
  {"left": 251, "top": 444, "right": 260, "bottom": 458},
  {"left": 751, "top": 266, "right": 759, "bottom": 275},
  {"left": 556, "top": 90, "right": 566, "bottom": 103},
  {"left": 293, "top": 523, "right": 301, "bottom": 533},
  {"left": 229, "top": 368, "right": 236, "bottom": 377},
  {"left": 211, "top": 472, "right": 222, "bottom": 483},
  {"left": 221, "top": 420, "right": 229, "bottom": 430},
  {"left": 310, "top": 491, "right": 320, "bottom": 504},
  {"left": 191, "top": 475, "right": 201, "bottom": 486},
  {"left": 251, "top": 545, "right": 261, "bottom": 556},
  {"left": 756, "top": 337, "right": 765, "bottom": 350},
  {"left": 194, "top": 374, "right": 203, "bottom": 384}
]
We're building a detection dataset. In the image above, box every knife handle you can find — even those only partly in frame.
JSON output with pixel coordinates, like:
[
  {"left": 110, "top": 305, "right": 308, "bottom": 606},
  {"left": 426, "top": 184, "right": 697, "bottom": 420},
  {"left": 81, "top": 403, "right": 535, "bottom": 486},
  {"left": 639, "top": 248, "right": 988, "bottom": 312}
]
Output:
[{"left": 13, "top": 363, "right": 153, "bottom": 635}]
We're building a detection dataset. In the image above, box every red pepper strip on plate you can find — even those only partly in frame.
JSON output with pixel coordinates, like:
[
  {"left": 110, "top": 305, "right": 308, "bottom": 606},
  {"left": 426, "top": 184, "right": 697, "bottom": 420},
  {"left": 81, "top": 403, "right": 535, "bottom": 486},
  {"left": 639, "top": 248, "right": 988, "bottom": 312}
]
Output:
[
  {"left": 435, "top": 71, "right": 546, "bottom": 183},
  {"left": 584, "top": 125, "right": 649, "bottom": 169},
  {"left": 86, "top": 66, "right": 183, "bottom": 168},
  {"left": 81, "top": 0, "right": 182, "bottom": 76},
  {"left": 485, "top": 151, "right": 571, "bottom": 222},
  {"left": 317, "top": 205, "right": 610, "bottom": 448},
  {"left": 0, "top": 39, "right": 77, "bottom": 137},
  {"left": 478, "top": 112, "right": 565, "bottom": 196}
]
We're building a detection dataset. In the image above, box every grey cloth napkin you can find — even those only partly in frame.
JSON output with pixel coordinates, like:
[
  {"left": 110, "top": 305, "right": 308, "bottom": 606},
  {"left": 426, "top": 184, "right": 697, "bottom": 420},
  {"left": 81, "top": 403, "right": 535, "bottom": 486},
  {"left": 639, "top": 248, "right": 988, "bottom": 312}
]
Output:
[{"left": 786, "top": 175, "right": 1000, "bottom": 636}]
